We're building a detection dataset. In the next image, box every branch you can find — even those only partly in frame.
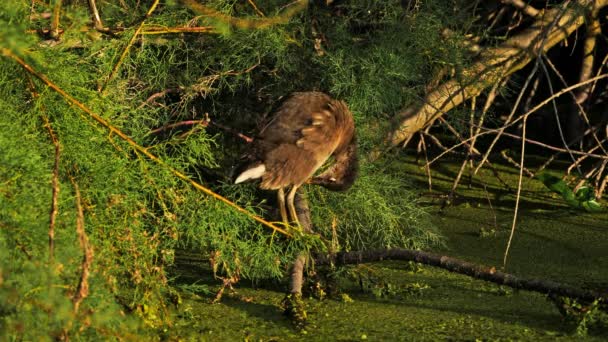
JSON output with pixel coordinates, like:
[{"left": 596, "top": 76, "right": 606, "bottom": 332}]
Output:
[
  {"left": 387, "top": 0, "right": 608, "bottom": 148},
  {"left": 316, "top": 248, "right": 607, "bottom": 304},
  {"left": 501, "top": 0, "right": 541, "bottom": 18}
]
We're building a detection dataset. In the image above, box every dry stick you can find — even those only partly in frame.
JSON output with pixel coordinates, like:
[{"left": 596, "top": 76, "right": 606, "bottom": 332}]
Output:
[
  {"left": 501, "top": 150, "right": 534, "bottom": 177},
  {"left": 419, "top": 132, "right": 432, "bottom": 191},
  {"left": 575, "top": 2, "right": 600, "bottom": 105},
  {"left": 448, "top": 97, "right": 478, "bottom": 202},
  {"left": 247, "top": 0, "right": 266, "bottom": 17},
  {"left": 87, "top": 0, "right": 105, "bottom": 31},
  {"left": 3, "top": 49, "right": 291, "bottom": 238},
  {"left": 468, "top": 78, "right": 505, "bottom": 180},
  {"left": 50, "top": 0, "right": 62, "bottom": 39},
  {"left": 593, "top": 160, "right": 607, "bottom": 197},
  {"left": 137, "top": 88, "right": 182, "bottom": 109},
  {"left": 68, "top": 175, "right": 93, "bottom": 315},
  {"left": 437, "top": 117, "right": 481, "bottom": 155},
  {"left": 598, "top": 167, "right": 608, "bottom": 198},
  {"left": 543, "top": 56, "right": 607, "bottom": 156},
  {"left": 482, "top": 183, "right": 499, "bottom": 230},
  {"left": 539, "top": 58, "right": 581, "bottom": 172},
  {"left": 567, "top": 138, "right": 608, "bottom": 175},
  {"left": 574, "top": 161, "right": 602, "bottom": 192},
  {"left": 523, "top": 73, "right": 540, "bottom": 113},
  {"left": 98, "top": 0, "right": 160, "bottom": 93},
  {"left": 315, "top": 248, "right": 607, "bottom": 303},
  {"left": 210, "top": 121, "right": 254, "bottom": 144},
  {"left": 502, "top": 0, "right": 541, "bottom": 17},
  {"left": 493, "top": 129, "right": 608, "bottom": 160},
  {"left": 426, "top": 73, "right": 608, "bottom": 168},
  {"left": 473, "top": 57, "right": 536, "bottom": 176},
  {"left": 588, "top": 49, "right": 608, "bottom": 100},
  {"left": 437, "top": 115, "right": 510, "bottom": 191},
  {"left": 503, "top": 113, "right": 527, "bottom": 269}
]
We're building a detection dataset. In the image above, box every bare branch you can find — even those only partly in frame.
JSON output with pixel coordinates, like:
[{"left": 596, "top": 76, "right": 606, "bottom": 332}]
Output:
[
  {"left": 387, "top": 0, "right": 608, "bottom": 148},
  {"left": 501, "top": 0, "right": 540, "bottom": 17}
]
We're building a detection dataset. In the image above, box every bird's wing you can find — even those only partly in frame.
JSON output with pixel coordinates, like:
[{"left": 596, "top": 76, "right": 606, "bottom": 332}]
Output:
[{"left": 296, "top": 105, "right": 339, "bottom": 152}]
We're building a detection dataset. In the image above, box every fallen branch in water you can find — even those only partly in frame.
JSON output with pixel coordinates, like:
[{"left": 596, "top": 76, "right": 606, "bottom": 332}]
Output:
[{"left": 315, "top": 248, "right": 607, "bottom": 304}]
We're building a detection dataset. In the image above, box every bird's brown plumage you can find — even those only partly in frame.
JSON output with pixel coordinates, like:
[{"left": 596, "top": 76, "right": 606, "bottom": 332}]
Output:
[{"left": 236, "top": 91, "right": 357, "bottom": 224}]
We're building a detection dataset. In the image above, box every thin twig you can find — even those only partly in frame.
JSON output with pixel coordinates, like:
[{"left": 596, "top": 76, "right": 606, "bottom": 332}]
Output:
[
  {"left": 247, "top": 0, "right": 265, "bottom": 17},
  {"left": 426, "top": 73, "right": 608, "bottom": 168},
  {"left": 4, "top": 48, "right": 291, "bottom": 237},
  {"left": 210, "top": 122, "right": 254, "bottom": 143},
  {"left": 149, "top": 119, "right": 209, "bottom": 135},
  {"left": 501, "top": 0, "right": 540, "bottom": 17},
  {"left": 503, "top": 114, "right": 527, "bottom": 269},
  {"left": 419, "top": 132, "right": 432, "bottom": 191},
  {"left": 501, "top": 150, "right": 534, "bottom": 177}
]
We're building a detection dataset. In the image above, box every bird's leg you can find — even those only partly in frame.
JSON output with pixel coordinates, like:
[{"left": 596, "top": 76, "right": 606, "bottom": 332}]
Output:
[
  {"left": 286, "top": 185, "right": 301, "bottom": 227},
  {"left": 277, "top": 187, "right": 289, "bottom": 224}
]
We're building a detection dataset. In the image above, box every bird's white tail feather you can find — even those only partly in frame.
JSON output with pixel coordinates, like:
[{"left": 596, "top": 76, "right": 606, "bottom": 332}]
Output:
[{"left": 235, "top": 164, "right": 266, "bottom": 184}]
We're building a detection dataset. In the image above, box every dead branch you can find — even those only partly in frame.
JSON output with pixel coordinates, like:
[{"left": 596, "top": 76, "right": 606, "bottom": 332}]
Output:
[
  {"left": 315, "top": 248, "right": 607, "bottom": 304},
  {"left": 387, "top": 0, "right": 608, "bottom": 148},
  {"left": 501, "top": 0, "right": 540, "bottom": 18},
  {"left": 575, "top": 2, "right": 600, "bottom": 105}
]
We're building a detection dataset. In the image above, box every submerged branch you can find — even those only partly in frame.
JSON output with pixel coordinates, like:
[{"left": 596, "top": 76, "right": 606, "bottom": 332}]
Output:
[{"left": 316, "top": 248, "right": 607, "bottom": 304}]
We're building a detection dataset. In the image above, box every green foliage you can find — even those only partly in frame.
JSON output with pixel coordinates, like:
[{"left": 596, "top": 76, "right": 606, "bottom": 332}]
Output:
[
  {"left": 0, "top": 0, "right": 475, "bottom": 339},
  {"left": 309, "top": 163, "right": 443, "bottom": 251},
  {"left": 536, "top": 173, "right": 603, "bottom": 212}
]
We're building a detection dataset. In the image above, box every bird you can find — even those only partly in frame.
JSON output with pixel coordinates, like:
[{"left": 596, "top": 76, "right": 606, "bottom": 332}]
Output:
[{"left": 234, "top": 91, "right": 358, "bottom": 225}]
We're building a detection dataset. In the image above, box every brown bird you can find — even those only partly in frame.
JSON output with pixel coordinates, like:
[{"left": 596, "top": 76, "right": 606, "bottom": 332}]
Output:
[{"left": 235, "top": 91, "right": 358, "bottom": 225}]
